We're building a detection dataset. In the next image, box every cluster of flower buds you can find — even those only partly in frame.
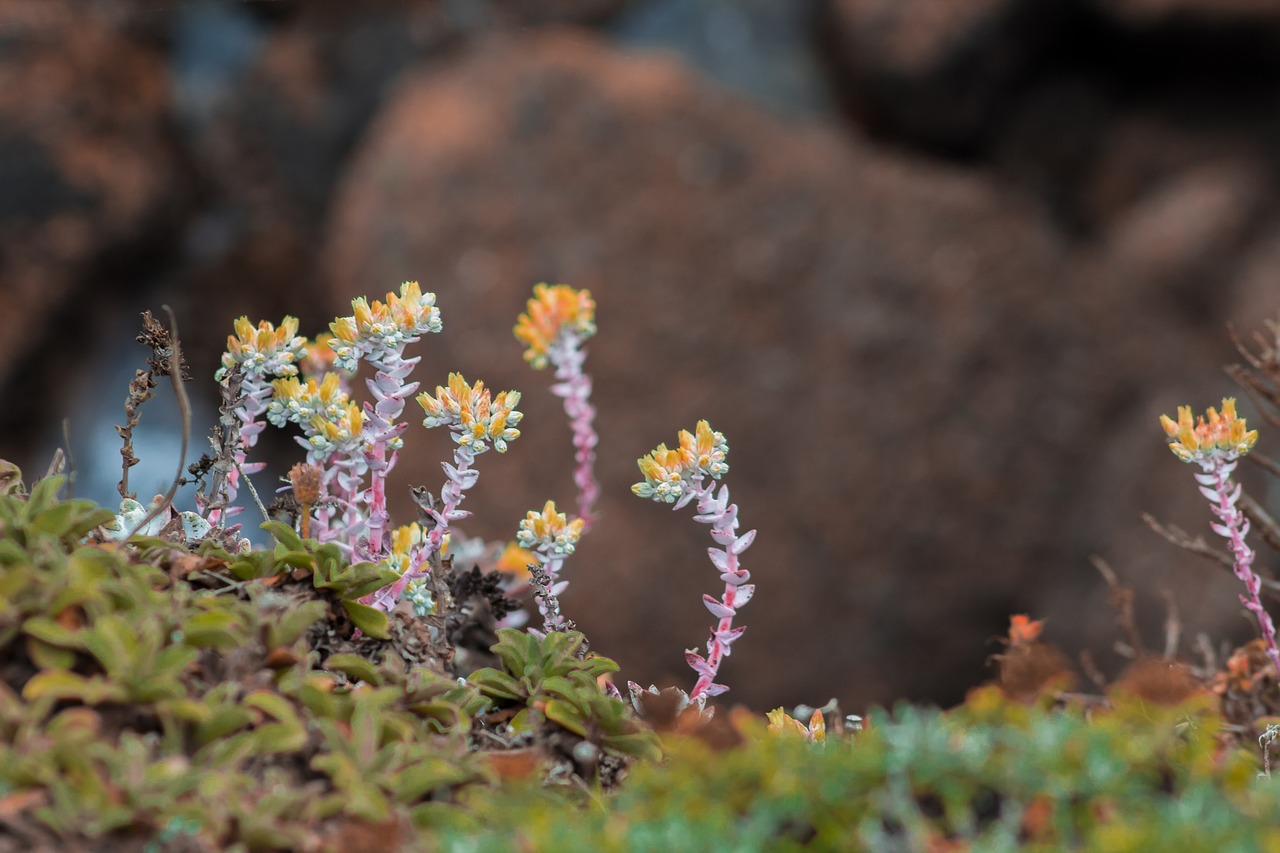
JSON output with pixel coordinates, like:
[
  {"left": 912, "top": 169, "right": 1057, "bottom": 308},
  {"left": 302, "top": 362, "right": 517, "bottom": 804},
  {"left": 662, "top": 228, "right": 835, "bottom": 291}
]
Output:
[
  {"left": 517, "top": 499, "right": 585, "bottom": 558},
  {"left": 513, "top": 283, "right": 597, "bottom": 370},
  {"left": 216, "top": 316, "right": 307, "bottom": 384},
  {"left": 418, "top": 373, "right": 523, "bottom": 454},
  {"left": 1160, "top": 397, "right": 1258, "bottom": 468},
  {"left": 267, "top": 373, "right": 366, "bottom": 459},
  {"left": 632, "top": 420, "right": 730, "bottom": 507},
  {"left": 329, "top": 281, "right": 442, "bottom": 372}
]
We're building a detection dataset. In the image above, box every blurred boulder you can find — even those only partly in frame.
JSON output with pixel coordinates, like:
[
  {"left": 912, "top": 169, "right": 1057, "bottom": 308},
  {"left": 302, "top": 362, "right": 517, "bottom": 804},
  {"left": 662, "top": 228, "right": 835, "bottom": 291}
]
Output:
[
  {"left": 818, "top": 0, "right": 1071, "bottom": 152},
  {"left": 0, "top": 0, "right": 192, "bottom": 457}
]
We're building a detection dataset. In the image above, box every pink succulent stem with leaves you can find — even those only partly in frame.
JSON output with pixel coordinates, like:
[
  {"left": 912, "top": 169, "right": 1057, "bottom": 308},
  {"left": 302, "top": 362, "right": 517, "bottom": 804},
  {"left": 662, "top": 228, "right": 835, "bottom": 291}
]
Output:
[
  {"left": 515, "top": 284, "right": 600, "bottom": 533},
  {"left": 633, "top": 420, "right": 754, "bottom": 699},
  {"left": 211, "top": 317, "right": 307, "bottom": 524},
  {"left": 328, "top": 282, "right": 441, "bottom": 561},
  {"left": 517, "top": 500, "right": 585, "bottom": 631},
  {"left": 366, "top": 373, "right": 524, "bottom": 612},
  {"left": 1161, "top": 398, "right": 1280, "bottom": 674}
]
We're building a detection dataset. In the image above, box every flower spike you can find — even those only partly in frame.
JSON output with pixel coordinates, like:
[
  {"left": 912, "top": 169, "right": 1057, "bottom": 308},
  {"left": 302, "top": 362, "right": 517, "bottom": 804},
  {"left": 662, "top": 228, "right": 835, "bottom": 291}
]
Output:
[
  {"left": 633, "top": 421, "right": 753, "bottom": 700},
  {"left": 515, "top": 283, "right": 602, "bottom": 532},
  {"left": 1160, "top": 397, "right": 1277, "bottom": 676}
]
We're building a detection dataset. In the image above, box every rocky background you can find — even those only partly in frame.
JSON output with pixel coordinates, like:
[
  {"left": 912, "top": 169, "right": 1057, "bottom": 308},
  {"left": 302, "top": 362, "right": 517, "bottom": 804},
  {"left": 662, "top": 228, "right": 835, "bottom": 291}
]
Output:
[{"left": 1, "top": 0, "right": 1278, "bottom": 711}]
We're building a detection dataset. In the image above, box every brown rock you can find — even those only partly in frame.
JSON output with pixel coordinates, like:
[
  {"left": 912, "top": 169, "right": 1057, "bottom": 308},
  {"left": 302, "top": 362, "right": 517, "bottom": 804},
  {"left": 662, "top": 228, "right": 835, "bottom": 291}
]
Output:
[
  {"left": 818, "top": 0, "right": 1070, "bottom": 151},
  {"left": 1092, "top": 0, "right": 1280, "bottom": 25},
  {"left": 318, "top": 29, "right": 1264, "bottom": 710},
  {"left": 0, "top": 1, "right": 191, "bottom": 455}
]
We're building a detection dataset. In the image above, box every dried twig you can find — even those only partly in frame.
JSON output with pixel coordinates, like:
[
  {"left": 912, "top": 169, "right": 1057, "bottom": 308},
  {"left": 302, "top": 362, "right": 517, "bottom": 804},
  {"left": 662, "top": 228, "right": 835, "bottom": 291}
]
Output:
[
  {"left": 1143, "top": 512, "right": 1280, "bottom": 601},
  {"left": 124, "top": 307, "right": 190, "bottom": 540},
  {"left": 529, "top": 563, "right": 575, "bottom": 636},
  {"left": 1195, "top": 632, "right": 1219, "bottom": 677},
  {"left": 1160, "top": 588, "right": 1182, "bottom": 660},
  {"left": 1091, "top": 556, "right": 1144, "bottom": 658},
  {"left": 42, "top": 448, "right": 65, "bottom": 484},
  {"left": 60, "top": 419, "right": 75, "bottom": 498},
  {"left": 234, "top": 458, "right": 270, "bottom": 524},
  {"left": 200, "top": 365, "right": 246, "bottom": 521},
  {"left": 1242, "top": 492, "right": 1280, "bottom": 559},
  {"left": 116, "top": 310, "right": 192, "bottom": 500},
  {"left": 1248, "top": 450, "right": 1280, "bottom": 480},
  {"left": 1079, "top": 649, "right": 1108, "bottom": 691}
]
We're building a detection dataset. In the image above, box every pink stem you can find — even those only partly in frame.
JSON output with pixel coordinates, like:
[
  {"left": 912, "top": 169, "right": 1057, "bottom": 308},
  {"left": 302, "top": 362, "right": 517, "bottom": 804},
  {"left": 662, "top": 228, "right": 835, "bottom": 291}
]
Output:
[
  {"left": 684, "top": 480, "right": 754, "bottom": 700},
  {"left": 550, "top": 337, "right": 599, "bottom": 533},
  {"left": 1206, "top": 459, "right": 1280, "bottom": 675}
]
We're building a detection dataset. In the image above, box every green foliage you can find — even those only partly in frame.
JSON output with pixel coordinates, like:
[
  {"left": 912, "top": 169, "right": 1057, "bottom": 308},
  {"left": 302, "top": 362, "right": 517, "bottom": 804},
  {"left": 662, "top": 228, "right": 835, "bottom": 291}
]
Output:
[
  {"left": 423, "top": 688, "right": 1278, "bottom": 852},
  {"left": 8, "top": 462, "right": 1280, "bottom": 852},
  {"left": 468, "top": 628, "right": 658, "bottom": 762},
  {"left": 0, "top": 468, "right": 511, "bottom": 849}
]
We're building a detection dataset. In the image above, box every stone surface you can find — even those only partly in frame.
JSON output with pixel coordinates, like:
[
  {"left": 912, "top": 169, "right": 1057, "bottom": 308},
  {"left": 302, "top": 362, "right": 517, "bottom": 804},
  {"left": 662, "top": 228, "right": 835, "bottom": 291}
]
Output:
[
  {"left": 321, "top": 30, "right": 1267, "bottom": 710},
  {"left": 0, "top": 1, "right": 192, "bottom": 458},
  {"left": 818, "top": 0, "right": 1069, "bottom": 152}
]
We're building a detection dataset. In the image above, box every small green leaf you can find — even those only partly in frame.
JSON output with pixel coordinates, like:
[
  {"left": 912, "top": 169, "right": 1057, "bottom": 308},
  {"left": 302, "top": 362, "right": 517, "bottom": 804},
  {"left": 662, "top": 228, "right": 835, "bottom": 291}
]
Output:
[
  {"left": 543, "top": 698, "right": 589, "bottom": 738},
  {"left": 22, "top": 617, "right": 83, "bottom": 649},
  {"left": 195, "top": 706, "right": 254, "bottom": 747},
  {"left": 341, "top": 600, "right": 389, "bottom": 640},
  {"left": 25, "top": 637, "right": 76, "bottom": 671},
  {"left": 181, "top": 610, "right": 245, "bottom": 649},
  {"left": 262, "top": 520, "right": 305, "bottom": 553},
  {"left": 325, "top": 654, "right": 382, "bottom": 686},
  {"left": 270, "top": 600, "right": 327, "bottom": 647},
  {"left": 468, "top": 668, "right": 525, "bottom": 704},
  {"left": 22, "top": 671, "right": 122, "bottom": 704}
]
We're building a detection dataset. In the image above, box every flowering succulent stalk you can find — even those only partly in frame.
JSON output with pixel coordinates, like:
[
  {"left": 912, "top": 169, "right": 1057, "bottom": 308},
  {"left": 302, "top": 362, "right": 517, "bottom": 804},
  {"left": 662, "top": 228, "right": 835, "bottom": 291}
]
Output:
[
  {"left": 1160, "top": 398, "right": 1278, "bottom": 675},
  {"left": 515, "top": 284, "right": 600, "bottom": 532},
  {"left": 516, "top": 500, "right": 585, "bottom": 631},
  {"left": 632, "top": 421, "right": 754, "bottom": 699},
  {"left": 366, "top": 373, "right": 524, "bottom": 612},
  {"left": 327, "top": 282, "right": 442, "bottom": 560},
  {"left": 211, "top": 317, "right": 307, "bottom": 523},
  {"left": 267, "top": 371, "right": 367, "bottom": 550}
]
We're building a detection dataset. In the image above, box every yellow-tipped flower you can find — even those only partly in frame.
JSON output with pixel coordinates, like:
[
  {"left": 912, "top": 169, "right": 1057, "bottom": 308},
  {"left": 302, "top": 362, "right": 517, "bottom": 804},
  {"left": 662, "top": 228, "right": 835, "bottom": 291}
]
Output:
[
  {"left": 268, "top": 372, "right": 351, "bottom": 428},
  {"left": 514, "top": 283, "right": 597, "bottom": 369},
  {"left": 305, "top": 402, "right": 366, "bottom": 458},
  {"left": 632, "top": 443, "right": 693, "bottom": 504},
  {"left": 383, "top": 522, "right": 427, "bottom": 576},
  {"left": 300, "top": 333, "right": 343, "bottom": 378},
  {"left": 417, "top": 373, "right": 523, "bottom": 453},
  {"left": 496, "top": 541, "right": 539, "bottom": 579},
  {"left": 329, "top": 281, "right": 442, "bottom": 370},
  {"left": 678, "top": 420, "right": 730, "bottom": 479},
  {"left": 217, "top": 316, "right": 306, "bottom": 380},
  {"left": 1160, "top": 397, "right": 1258, "bottom": 466},
  {"left": 633, "top": 420, "right": 730, "bottom": 503},
  {"left": 517, "top": 500, "right": 585, "bottom": 558},
  {"left": 766, "top": 708, "right": 826, "bottom": 742}
]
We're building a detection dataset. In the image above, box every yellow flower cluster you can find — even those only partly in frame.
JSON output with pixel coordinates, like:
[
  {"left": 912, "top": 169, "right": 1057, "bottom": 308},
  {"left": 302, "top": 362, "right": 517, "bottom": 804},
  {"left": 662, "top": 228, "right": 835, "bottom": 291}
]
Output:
[
  {"left": 1159, "top": 397, "right": 1258, "bottom": 466},
  {"left": 516, "top": 500, "right": 585, "bottom": 558},
  {"left": 766, "top": 707, "right": 826, "bottom": 742},
  {"left": 632, "top": 420, "right": 729, "bottom": 503},
  {"left": 330, "top": 281, "right": 442, "bottom": 370},
  {"left": 269, "top": 373, "right": 349, "bottom": 426},
  {"left": 417, "top": 372, "right": 523, "bottom": 453},
  {"left": 217, "top": 316, "right": 306, "bottom": 381},
  {"left": 269, "top": 372, "right": 365, "bottom": 457},
  {"left": 513, "top": 283, "right": 597, "bottom": 369},
  {"left": 384, "top": 522, "right": 428, "bottom": 576}
]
